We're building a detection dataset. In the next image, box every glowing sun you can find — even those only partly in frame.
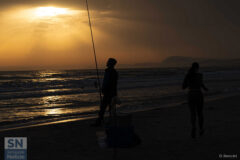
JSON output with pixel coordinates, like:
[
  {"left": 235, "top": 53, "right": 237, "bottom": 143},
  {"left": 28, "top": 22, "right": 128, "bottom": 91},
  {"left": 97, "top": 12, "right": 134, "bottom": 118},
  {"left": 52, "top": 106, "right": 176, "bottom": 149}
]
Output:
[{"left": 35, "top": 7, "right": 68, "bottom": 17}]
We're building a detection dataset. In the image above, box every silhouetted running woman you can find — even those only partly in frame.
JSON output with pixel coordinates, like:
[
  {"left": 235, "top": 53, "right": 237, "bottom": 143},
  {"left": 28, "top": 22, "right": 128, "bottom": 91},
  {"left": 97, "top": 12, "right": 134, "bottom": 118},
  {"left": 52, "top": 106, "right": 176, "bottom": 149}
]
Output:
[{"left": 182, "top": 62, "right": 208, "bottom": 138}]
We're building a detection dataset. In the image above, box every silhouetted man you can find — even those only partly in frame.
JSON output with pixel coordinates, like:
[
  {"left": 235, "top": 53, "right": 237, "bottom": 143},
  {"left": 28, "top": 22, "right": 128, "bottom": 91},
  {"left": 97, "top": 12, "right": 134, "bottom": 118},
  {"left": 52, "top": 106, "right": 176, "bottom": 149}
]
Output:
[{"left": 94, "top": 58, "right": 118, "bottom": 126}]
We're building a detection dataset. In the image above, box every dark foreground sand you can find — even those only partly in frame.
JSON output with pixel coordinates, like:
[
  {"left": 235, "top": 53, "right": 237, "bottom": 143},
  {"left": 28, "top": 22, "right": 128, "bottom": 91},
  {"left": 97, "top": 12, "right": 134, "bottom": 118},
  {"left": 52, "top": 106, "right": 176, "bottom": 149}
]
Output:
[{"left": 1, "top": 95, "right": 240, "bottom": 160}]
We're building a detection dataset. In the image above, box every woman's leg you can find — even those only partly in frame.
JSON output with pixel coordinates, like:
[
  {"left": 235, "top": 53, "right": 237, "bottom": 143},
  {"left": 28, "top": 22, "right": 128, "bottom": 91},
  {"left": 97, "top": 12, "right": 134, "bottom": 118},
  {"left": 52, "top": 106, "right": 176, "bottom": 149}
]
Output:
[
  {"left": 189, "top": 104, "right": 197, "bottom": 129},
  {"left": 188, "top": 93, "right": 197, "bottom": 138},
  {"left": 188, "top": 94, "right": 197, "bottom": 129},
  {"left": 197, "top": 95, "right": 204, "bottom": 134}
]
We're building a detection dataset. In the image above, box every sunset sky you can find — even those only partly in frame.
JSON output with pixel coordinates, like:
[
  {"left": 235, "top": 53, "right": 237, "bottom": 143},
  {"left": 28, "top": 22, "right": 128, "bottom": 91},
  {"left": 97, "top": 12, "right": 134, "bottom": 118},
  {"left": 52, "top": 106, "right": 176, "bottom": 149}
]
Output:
[{"left": 0, "top": 0, "right": 239, "bottom": 70}]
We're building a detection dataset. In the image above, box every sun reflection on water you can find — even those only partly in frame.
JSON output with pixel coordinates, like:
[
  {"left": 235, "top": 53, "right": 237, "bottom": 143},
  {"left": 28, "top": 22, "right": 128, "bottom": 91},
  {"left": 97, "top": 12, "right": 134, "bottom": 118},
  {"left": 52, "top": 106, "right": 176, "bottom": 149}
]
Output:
[
  {"left": 42, "top": 95, "right": 61, "bottom": 105},
  {"left": 42, "top": 95, "right": 64, "bottom": 116},
  {"left": 37, "top": 70, "right": 64, "bottom": 78},
  {"left": 45, "top": 108, "right": 63, "bottom": 116}
]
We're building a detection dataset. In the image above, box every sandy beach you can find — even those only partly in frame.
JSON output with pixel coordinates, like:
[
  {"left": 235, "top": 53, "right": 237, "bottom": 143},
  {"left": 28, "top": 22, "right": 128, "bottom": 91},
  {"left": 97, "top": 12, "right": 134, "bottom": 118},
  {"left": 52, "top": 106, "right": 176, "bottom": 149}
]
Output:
[{"left": 1, "top": 95, "right": 240, "bottom": 160}]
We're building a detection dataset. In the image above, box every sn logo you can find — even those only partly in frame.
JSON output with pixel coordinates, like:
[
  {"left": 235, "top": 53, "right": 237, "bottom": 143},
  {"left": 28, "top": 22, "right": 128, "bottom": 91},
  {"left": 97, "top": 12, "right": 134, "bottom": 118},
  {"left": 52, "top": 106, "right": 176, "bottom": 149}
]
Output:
[{"left": 5, "top": 137, "right": 27, "bottom": 149}]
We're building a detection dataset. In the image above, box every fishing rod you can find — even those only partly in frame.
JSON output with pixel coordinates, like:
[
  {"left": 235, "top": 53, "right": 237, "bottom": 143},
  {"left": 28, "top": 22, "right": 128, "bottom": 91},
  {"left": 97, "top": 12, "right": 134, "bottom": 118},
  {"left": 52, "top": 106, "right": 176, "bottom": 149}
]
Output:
[
  {"left": 85, "top": 1, "right": 118, "bottom": 159},
  {"left": 85, "top": 0, "right": 103, "bottom": 103}
]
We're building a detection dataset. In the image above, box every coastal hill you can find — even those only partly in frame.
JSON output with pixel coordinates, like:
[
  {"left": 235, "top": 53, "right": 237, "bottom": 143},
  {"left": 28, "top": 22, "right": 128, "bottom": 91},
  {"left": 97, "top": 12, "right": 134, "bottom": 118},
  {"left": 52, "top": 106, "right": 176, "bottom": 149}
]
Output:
[{"left": 134, "top": 56, "right": 240, "bottom": 68}]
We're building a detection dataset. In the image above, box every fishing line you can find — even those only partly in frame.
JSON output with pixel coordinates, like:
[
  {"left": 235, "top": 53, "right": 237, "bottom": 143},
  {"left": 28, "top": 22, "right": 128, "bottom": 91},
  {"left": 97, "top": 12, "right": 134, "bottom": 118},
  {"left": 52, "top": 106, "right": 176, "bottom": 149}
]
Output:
[{"left": 85, "top": 0, "right": 102, "bottom": 103}]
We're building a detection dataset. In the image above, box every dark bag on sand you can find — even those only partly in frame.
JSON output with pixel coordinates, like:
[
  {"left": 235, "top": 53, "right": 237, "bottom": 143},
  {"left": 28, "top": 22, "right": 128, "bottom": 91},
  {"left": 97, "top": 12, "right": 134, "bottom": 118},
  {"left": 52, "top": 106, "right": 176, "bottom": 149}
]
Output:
[
  {"left": 105, "top": 114, "right": 141, "bottom": 148},
  {"left": 106, "top": 126, "right": 141, "bottom": 148}
]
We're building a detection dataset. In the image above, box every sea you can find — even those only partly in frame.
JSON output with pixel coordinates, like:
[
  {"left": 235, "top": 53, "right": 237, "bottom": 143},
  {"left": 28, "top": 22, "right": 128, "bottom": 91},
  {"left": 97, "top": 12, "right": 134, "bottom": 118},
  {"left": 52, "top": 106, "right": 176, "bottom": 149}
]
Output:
[{"left": 0, "top": 67, "right": 240, "bottom": 130}]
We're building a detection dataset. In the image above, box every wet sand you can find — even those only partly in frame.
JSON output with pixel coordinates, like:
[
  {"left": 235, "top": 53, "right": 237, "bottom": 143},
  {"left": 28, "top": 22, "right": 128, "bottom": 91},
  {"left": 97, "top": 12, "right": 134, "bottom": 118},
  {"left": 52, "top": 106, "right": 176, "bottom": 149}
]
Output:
[{"left": 1, "top": 95, "right": 240, "bottom": 160}]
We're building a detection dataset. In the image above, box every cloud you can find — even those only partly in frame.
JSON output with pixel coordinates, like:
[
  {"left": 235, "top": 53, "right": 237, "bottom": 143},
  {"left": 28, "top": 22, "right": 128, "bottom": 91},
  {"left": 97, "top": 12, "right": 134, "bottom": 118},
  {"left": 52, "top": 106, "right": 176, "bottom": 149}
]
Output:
[{"left": 0, "top": 0, "right": 239, "bottom": 70}]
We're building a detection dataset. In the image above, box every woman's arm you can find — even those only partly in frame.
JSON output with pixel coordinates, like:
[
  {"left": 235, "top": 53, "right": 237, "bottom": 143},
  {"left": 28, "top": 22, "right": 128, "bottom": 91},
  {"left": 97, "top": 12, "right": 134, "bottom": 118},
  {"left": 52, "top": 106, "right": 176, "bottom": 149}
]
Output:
[
  {"left": 182, "top": 75, "right": 189, "bottom": 90},
  {"left": 201, "top": 74, "right": 208, "bottom": 91}
]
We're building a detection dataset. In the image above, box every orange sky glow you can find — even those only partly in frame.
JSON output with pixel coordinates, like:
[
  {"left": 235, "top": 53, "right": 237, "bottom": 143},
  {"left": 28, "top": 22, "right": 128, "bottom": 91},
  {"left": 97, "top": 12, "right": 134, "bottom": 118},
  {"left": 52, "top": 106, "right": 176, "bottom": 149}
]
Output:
[
  {"left": 0, "top": 1, "right": 239, "bottom": 70},
  {"left": 0, "top": 5, "right": 162, "bottom": 70}
]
